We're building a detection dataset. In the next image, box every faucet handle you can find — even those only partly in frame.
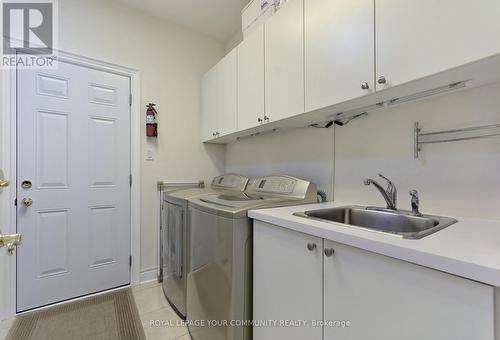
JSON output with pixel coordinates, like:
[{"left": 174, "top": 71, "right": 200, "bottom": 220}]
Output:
[
  {"left": 409, "top": 190, "right": 422, "bottom": 216},
  {"left": 378, "top": 173, "right": 394, "bottom": 186}
]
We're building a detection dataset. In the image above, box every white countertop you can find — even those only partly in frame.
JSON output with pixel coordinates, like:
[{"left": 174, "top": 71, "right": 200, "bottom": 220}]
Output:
[{"left": 249, "top": 201, "right": 500, "bottom": 287}]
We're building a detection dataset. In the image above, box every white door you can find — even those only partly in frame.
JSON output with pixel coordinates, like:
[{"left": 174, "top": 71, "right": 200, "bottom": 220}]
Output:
[
  {"left": 17, "top": 60, "right": 131, "bottom": 311},
  {"left": 253, "top": 221, "right": 323, "bottom": 340},
  {"left": 237, "top": 24, "right": 265, "bottom": 131},
  {"left": 323, "top": 240, "right": 494, "bottom": 340},
  {"left": 216, "top": 49, "right": 238, "bottom": 136},
  {"left": 265, "top": 0, "right": 305, "bottom": 122},
  {"left": 305, "top": 0, "right": 374, "bottom": 111},
  {"left": 201, "top": 66, "right": 217, "bottom": 141},
  {"left": 376, "top": 0, "right": 500, "bottom": 90}
]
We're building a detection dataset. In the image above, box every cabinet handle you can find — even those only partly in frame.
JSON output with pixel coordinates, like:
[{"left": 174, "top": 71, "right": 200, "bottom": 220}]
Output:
[
  {"left": 378, "top": 76, "right": 387, "bottom": 84},
  {"left": 361, "top": 82, "right": 370, "bottom": 90},
  {"left": 264, "top": 115, "right": 270, "bottom": 122},
  {"left": 258, "top": 118, "right": 263, "bottom": 123},
  {"left": 307, "top": 243, "right": 317, "bottom": 251},
  {"left": 324, "top": 248, "right": 335, "bottom": 257},
  {"left": 212, "top": 132, "right": 216, "bottom": 137}
]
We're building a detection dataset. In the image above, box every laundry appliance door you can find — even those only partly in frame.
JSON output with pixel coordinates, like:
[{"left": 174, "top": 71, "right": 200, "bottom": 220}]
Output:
[
  {"left": 163, "top": 200, "right": 187, "bottom": 318},
  {"left": 187, "top": 206, "right": 252, "bottom": 340}
]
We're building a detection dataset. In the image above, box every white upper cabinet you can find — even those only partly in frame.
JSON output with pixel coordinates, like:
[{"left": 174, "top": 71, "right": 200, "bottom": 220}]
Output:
[
  {"left": 323, "top": 240, "right": 494, "bottom": 340},
  {"left": 216, "top": 48, "right": 238, "bottom": 136},
  {"left": 376, "top": 0, "right": 500, "bottom": 90},
  {"left": 201, "top": 66, "right": 217, "bottom": 142},
  {"left": 238, "top": 24, "right": 265, "bottom": 131},
  {"left": 265, "top": 0, "right": 305, "bottom": 122},
  {"left": 305, "top": 0, "right": 374, "bottom": 112}
]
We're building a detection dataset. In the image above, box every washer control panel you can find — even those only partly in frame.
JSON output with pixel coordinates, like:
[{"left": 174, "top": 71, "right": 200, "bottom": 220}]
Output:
[{"left": 212, "top": 173, "right": 249, "bottom": 192}]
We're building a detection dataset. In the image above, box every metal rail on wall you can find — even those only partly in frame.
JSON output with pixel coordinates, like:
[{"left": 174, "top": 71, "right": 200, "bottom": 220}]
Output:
[{"left": 414, "top": 122, "right": 500, "bottom": 158}]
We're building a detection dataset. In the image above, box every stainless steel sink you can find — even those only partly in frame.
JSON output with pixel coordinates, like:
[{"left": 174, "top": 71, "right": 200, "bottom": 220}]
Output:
[{"left": 294, "top": 206, "right": 457, "bottom": 239}]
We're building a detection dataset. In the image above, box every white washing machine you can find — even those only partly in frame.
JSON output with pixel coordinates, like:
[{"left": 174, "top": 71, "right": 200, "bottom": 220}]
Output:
[
  {"left": 161, "top": 174, "right": 249, "bottom": 319},
  {"left": 187, "top": 175, "right": 317, "bottom": 340}
]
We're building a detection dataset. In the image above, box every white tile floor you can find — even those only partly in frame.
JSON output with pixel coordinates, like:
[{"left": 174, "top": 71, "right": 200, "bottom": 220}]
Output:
[
  {"left": 132, "top": 281, "right": 192, "bottom": 340},
  {"left": 0, "top": 281, "right": 192, "bottom": 340}
]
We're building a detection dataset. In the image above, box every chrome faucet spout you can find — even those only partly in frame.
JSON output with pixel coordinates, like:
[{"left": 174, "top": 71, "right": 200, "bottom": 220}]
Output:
[{"left": 364, "top": 174, "right": 397, "bottom": 210}]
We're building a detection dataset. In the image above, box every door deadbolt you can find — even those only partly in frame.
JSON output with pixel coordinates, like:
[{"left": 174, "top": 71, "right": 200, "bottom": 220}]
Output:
[
  {"left": 22, "top": 198, "right": 33, "bottom": 207},
  {"left": 21, "top": 180, "right": 32, "bottom": 189}
]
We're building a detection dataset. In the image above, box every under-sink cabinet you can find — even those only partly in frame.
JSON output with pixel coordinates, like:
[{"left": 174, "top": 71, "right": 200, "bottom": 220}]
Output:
[{"left": 253, "top": 220, "right": 495, "bottom": 340}]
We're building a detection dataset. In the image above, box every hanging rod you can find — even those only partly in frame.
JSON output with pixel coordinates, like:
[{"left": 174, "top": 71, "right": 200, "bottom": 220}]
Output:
[
  {"left": 157, "top": 180, "right": 205, "bottom": 191},
  {"left": 414, "top": 122, "right": 500, "bottom": 158}
]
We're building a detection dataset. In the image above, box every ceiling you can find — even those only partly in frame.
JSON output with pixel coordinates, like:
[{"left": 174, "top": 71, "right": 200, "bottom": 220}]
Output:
[{"left": 112, "top": 0, "right": 249, "bottom": 42}]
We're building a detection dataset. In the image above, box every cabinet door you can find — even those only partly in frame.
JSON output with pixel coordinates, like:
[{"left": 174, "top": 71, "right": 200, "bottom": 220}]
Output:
[
  {"left": 323, "top": 240, "right": 494, "bottom": 340},
  {"left": 254, "top": 221, "right": 322, "bottom": 340},
  {"left": 376, "top": 0, "right": 500, "bottom": 90},
  {"left": 238, "top": 24, "right": 265, "bottom": 131},
  {"left": 216, "top": 49, "right": 238, "bottom": 136},
  {"left": 305, "top": 0, "right": 374, "bottom": 112},
  {"left": 265, "top": 0, "right": 304, "bottom": 122},
  {"left": 201, "top": 66, "right": 217, "bottom": 141}
]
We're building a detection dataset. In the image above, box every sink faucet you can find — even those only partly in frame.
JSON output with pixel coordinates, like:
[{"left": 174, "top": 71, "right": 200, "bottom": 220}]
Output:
[
  {"left": 409, "top": 190, "right": 422, "bottom": 216},
  {"left": 364, "top": 174, "right": 397, "bottom": 210}
]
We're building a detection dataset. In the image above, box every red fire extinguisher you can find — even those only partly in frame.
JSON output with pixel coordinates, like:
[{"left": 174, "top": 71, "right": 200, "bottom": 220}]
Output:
[{"left": 146, "top": 103, "right": 158, "bottom": 138}]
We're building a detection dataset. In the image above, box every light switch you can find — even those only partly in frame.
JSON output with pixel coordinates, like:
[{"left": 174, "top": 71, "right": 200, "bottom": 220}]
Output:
[{"left": 145, "top": 149, "right": 154, "bottom": 161}]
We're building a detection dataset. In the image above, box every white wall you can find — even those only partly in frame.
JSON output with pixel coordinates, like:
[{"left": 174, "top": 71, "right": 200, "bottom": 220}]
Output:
[
  {"left": 226, "top": 82, "right": 500, "bottom": 222},
  {"left": 226, "top": 127, "right": 335, "bottom": 199},
  {"left": 334, "top": 82, "right": 500, "bottom": 220},
  {"left": 225, "top": 30, "right": 243, "bottom": 54},
  {"left": 57, "top": 0, "right": 226, "bottom": 275}
]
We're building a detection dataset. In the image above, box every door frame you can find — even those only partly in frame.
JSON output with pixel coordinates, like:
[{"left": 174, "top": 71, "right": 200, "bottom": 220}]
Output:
[{"left": 1, "top": 49, "right": 142, "bottom": 319}]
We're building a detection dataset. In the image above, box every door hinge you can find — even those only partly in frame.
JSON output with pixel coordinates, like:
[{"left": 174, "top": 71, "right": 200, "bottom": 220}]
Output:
[
  {"left": 129, "top": 93, "right": 132, "bottom": 106},
  {"left": 14, "top": 198, "right": 17, "bottom": 206},
  {"left": 129, "top": 174, "right": 132, "bottom": 187},
  {"left": 129, "top": 255, "right": 132, "bottom": 268}
]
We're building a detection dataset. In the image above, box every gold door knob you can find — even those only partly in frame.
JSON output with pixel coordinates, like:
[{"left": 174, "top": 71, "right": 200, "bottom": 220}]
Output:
[{"left": 22, "top": 198, "right": 33, "bottom": 207}]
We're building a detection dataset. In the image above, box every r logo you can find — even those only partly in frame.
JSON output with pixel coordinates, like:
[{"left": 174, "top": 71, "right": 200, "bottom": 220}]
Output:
[{"left": 3, "top": 1, "right": 54, "bottom": 55}]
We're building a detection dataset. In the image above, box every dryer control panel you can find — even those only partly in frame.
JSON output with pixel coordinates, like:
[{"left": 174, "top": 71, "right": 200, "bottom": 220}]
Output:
[{"left": 246, "top": 175, "right": 316, "bottom": 200}]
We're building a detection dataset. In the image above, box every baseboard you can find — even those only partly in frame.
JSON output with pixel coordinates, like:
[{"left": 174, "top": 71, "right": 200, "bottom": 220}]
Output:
[{"left": 139, "top": 267, "right": 158, "bottom": 284}]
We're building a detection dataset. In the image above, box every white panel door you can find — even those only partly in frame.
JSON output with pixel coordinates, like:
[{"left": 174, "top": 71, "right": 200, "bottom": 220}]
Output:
[
  {"left": 376, "top": 0, "right": 500, "bottom": 90},
  {"left": 201, "top": 66, "right": 217, "bottom": 141},
  {"left": 305, "top": 0, "right": 374, "bottom": 111},
  {"left": 324, "top": 241, "right": 494, "bottom": 340},
  {"left": 265, "top": 0, "right": 305, "bottom": 122},
  {"left": 216, "top": 49, "right": 238, "bottom": 136},
  {"left": 17, "top": 60, "right": 131, "bottom": 311},
  {"left": 238, "top": 24, "right": 265, "bottom": 131},
  {"left": 253, "top": 221, "right": 322, "bottom": 340}
]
